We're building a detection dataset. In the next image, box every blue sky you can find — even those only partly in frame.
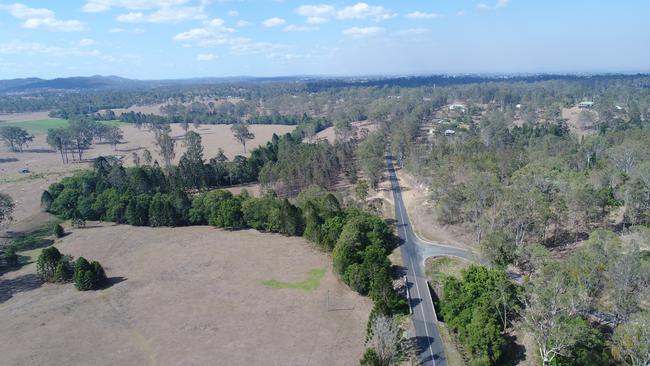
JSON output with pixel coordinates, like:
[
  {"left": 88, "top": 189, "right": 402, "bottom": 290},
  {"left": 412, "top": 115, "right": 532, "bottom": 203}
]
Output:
[{"left": 0, "top": 0, "right": 648, "bottom": 79}]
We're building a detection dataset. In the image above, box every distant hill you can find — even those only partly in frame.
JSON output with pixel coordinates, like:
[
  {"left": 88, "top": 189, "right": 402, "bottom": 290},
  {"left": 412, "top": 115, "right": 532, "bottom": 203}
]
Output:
[
  {"left": 1, "top": 73, "right": 649, "bottom": 93},
  {"left": 0, "top": 75, "right": 146, "bottom": 92}
]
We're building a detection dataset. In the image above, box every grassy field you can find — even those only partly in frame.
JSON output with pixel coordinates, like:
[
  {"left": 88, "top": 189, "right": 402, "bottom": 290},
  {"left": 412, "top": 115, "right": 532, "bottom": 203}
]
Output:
[
  {"left": 262, "top": 268, "right": 326, "bottom": 291},
  {"left": 0, "top": 119, "right": 128, "bottom": 135},
  {"left": 0, "top": 225, "right": 370, "bottom": 365},
  {"left": 425, "top": 256, "right": 472, "bottom": 286}
]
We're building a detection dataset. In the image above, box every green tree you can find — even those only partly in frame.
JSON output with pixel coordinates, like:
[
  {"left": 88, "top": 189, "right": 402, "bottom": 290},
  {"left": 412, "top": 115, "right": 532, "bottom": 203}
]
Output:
[
  {"left": 106, "top": 125, "right": 124, "bottom": 150},
  {"left": 126, "top": 194, "right": 151, "bottom": 226},
  {"left": 212, "top": 197, "right": 245, "bottom": 229},
  {"left": 54, "top": 257, "right": 74, "bottom": 282},
  {"left": 179, "top": 130, "right": 206, "bottom": 189},
  {"left": 356, "top": 179, "right": 369, "bottom": 201},
  {"left": 0, "top": 126, "right": 33, "bottom": 152},
  {"left": 74, "top": 257, "right": 107, "bottom": 291},
  {"left": 36, "top": 246, "right": 63, "bottom": 282},
  {"left": 357, "top": 132, "right": 385, "bottom": 189},
  {"left": 231, "top": 123, "right": 255, "bottom": 154},
  {"left": 155, "top": 130, "right": 176, "bottom": 167},
  {"left": 148, "top": 193, "right": 178, "bottom": 227},
  {"left": 521, "top": 261, "right": 587, "bottom": 366},
  {"left": 52, "top": 223, "right": 65, "bottom": 238},
  {"left": 46, "top": 128, "right": 71, "bottom": 163},
  {"left": 612, "top": 311, "right": 650, "bottom": 366},
  {"left": 40, "top": 190, "right": 53, "bottom": 212}
]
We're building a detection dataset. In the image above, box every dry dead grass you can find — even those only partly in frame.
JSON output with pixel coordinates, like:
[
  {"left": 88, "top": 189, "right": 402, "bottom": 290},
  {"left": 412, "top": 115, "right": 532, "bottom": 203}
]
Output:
[
  {"left": 0, "top": 224, "right": 371, "bottom": 366},
  {"left": 0, "top": 111, "right": 54, "bottom": 123}
]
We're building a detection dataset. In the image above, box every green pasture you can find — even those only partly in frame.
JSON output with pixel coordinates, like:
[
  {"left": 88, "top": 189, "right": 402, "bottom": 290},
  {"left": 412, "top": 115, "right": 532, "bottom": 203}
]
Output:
[{"left": 262, "top": 268, "right": 326, "bottom": 292}]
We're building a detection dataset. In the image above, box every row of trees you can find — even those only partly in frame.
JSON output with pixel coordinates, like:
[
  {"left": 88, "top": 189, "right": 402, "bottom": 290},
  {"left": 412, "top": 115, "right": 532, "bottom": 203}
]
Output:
[{"left": 45, "top": 117, "right": 123, "bottom": 163}]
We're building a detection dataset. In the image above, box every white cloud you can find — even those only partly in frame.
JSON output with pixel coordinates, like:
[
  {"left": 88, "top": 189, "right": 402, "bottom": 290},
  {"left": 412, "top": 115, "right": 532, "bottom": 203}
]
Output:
[
  {"left": 109, "top": 27, "right": 125, "bottom": 32},
  {"left": 283, "top": 24, "right": 318, "bottom": 32},
  {"left": 0, "top": 40, "right": 99, "bottom": 57},
  {"left": 236, "top": 20, "right": 251, "bottom": 27},
  {"left": 342, "top": 26, "right": 384, "bottom": 38},
  {"left": 477, "top": 0, "right": 510, "bottom": 11},
  {"left": 82, "top": 0, "right": 190, "bottom": 13},
  {"left": 405, "top": 11, "right": 439, "bottom": 19},
  {"left": 396, "top": 28, "right": 429, "bottom": 36},
  {"left": 456, "top": 10, "right": 466, "bottom": 16},
  {"left": 337, "top": 3, "right": 396, "bottom": 21},
  {"left": 117, "top": 5, "right": 206, "bottom": 23},
  {"left": 227, "top": 10, "right": 238, "bottom": 17},
  {"left": 262, "top": 17, "right": 286, "bottom": 27},
  {"left": 295, "top": 2, "right": 396, "bottom": 23},
  {"left": 78, "top": 38, "right": 96, "bottom": 46},
  {"left": 295, "top": 4, "right": 335, "bottom": 24},
  {"left": 174, "top": 21, "right": 285, "bottom": 56},
  {"left": 197, "top": 53, "right": 216, "bottom": 61},
  {"left": 0, "top": 3, "right": 86, "bottom": 32}
]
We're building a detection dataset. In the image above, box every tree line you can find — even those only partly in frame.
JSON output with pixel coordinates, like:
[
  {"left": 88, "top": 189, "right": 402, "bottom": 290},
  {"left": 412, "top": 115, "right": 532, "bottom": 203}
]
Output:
[
  {"left": 44, "top": 116, "right": 123, "bottom": 163},
  {"left": 41, "top": 157, "right": 407, "bottom": 319}
]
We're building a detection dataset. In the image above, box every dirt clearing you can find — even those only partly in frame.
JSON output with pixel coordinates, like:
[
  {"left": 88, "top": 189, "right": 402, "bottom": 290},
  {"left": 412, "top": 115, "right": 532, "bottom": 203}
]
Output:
[{"left": 0, "top": 224, "right": 371, "bottom": 365}]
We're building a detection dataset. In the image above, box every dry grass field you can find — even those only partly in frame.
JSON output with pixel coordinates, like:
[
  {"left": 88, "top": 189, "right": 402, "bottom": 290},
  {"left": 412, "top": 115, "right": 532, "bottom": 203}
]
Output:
[
  {"left": 0, "top": 111, "right": 55, "bottom": 123},
  {"left": 0, "top": 224, "right": 371, "bottom": 366},
  {"left": 0, "top": 119, "right": 293, "bottom": 224}
]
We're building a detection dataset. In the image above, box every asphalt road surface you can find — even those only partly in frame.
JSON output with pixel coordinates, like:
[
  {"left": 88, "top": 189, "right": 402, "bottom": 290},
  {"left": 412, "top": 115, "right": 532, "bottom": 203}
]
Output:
[{"left": 387, "top": 155, "right": 471, "bottom": 366}]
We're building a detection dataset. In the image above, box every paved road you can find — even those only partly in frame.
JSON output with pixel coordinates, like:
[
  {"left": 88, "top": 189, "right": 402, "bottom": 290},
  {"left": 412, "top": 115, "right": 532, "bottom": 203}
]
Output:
[{"left": 387, "top": 155, "right": 452, "bottom": 366}]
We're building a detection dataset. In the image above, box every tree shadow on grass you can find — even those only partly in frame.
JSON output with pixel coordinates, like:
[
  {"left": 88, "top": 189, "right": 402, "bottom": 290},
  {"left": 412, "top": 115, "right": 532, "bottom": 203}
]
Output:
[
  {"left": 0, "top": 273, "right": 42, "bottom": 304},
  {"left": 99, "top": 276, "right": 127, "bottom": 290},
  {"left": 499, "top": 333, "right": 527, "bottom": 366},
  {"left": 0, "top": 254, "right": 33, "bottom": 276}
]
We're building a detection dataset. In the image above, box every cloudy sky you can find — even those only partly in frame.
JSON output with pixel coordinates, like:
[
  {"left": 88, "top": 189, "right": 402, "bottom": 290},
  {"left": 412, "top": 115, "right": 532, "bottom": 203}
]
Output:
[{"left": 0, "top": 0, "right": 648, "bottom": 79}]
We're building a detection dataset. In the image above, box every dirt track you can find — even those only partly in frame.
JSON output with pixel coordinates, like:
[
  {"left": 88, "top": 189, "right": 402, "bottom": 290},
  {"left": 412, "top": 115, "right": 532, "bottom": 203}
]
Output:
[{"left": 0, "top": 224, "right": 371, "bottom": 365}]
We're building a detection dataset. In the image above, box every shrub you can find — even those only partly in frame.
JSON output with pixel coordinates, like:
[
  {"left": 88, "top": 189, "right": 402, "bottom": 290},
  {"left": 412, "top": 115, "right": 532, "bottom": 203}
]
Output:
[
  {"left": 74, "top": 256, "right": 107, "bottom": 291},
  {"left": 40, "top": 190, "right": 53, "bottom": 212},
  {"left": 54, "top": 257, "right": 74, "bottom": 282},
  {"left": 52, "top": 223, "right": 65, "bottom": 238},
  {"left": 36, "top": 246, "right": 63, "bottom": 282},
  {"left": 359, "top": 348, "right": 380, "bottom": 366},
  {"left": 3, "top": 246, "right": 18, "bottom": 266}
]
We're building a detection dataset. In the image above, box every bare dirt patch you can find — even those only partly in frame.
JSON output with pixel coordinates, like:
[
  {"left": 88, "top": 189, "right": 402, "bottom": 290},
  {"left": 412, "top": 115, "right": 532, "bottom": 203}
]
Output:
[
  {"left": 310, "top": 120, "right": 378, "bottom": 143},
  {"left": 562, "top": 107, "right": 597, "bottom": 136},
  {"left": 0, "top": 224, "right": 371, "bottom": 366},
  {"left": 397, "top": 169, "right": 474, "bottom": 250}
]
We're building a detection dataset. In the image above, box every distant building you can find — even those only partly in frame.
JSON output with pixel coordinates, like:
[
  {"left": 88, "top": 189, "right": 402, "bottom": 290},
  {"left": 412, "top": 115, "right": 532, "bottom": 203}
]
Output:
[
  {"left": 578, "top": 101, "right": 594, "bottom": 109},
  {"left": 428, "top": 128, "right": 435, "bottom": 135},
  {"left": 444, "top": 129, "right": 456, "bottom": 136},
  {"left": 515, "top": 104, "right": 522, "bottom": 109},
  {"left": 448, "top": 104, "right": 466, "bottom": 112},
  {"left": 614, "top": 105, "right": 624, "bottom": 111}
]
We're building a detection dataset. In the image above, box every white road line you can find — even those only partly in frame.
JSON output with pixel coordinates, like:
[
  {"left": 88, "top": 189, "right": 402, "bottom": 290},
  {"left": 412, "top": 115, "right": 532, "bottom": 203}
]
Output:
[{"left": 397, "top": 193, "right": 436, "bottom": 366}]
